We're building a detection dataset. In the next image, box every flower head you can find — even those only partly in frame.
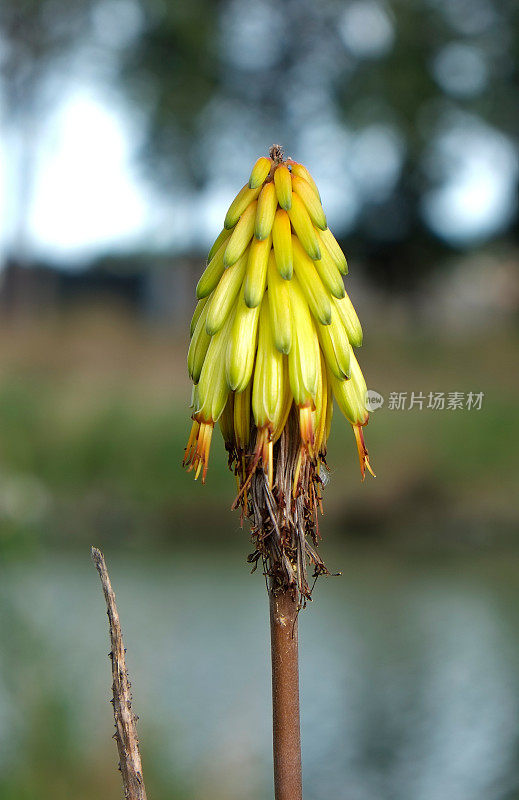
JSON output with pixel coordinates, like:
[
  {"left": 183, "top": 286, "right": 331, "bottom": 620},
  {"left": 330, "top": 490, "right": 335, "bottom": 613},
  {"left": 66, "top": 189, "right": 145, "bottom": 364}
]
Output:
[{"left": 184, "top": 146, "right": 373, "bottom": 491}]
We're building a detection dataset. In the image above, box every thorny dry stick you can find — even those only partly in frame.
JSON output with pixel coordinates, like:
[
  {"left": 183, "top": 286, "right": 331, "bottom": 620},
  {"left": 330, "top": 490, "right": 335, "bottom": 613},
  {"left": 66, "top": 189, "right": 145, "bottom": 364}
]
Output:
[{"left": 92, "top": 546, "right": 148, "bottom": 800}]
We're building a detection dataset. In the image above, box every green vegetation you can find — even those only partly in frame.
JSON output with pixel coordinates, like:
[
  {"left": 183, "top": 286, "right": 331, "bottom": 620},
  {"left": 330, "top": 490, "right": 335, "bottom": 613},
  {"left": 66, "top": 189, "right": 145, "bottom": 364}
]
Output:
[{"left": 0, "top": 309, "right": 516, "bottom": 556}]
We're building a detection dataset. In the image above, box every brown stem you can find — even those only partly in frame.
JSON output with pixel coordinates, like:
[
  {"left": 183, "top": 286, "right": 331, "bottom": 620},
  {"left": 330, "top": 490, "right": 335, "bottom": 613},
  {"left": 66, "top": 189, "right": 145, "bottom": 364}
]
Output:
[
  {"left": 91, "top": 546, "right": 148, "bottom": 800},
  {"left": 239, "top": 411, "right": 327, "bottom": 798},
  {"left": 270, "top": 585, "right": 303, "bottom": 800}
]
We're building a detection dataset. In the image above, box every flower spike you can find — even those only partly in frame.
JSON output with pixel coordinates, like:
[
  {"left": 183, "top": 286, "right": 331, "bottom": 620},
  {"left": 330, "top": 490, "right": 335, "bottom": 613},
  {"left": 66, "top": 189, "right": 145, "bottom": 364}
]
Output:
[{"left": 184, "top": 145, "right": 375, "bottom": 577}]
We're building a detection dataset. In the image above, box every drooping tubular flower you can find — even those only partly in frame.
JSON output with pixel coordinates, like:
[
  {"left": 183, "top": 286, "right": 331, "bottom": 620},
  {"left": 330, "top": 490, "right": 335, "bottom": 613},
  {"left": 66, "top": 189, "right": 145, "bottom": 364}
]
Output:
[{"left": 184, "top": 145, "right": 374, "bottom": 599}]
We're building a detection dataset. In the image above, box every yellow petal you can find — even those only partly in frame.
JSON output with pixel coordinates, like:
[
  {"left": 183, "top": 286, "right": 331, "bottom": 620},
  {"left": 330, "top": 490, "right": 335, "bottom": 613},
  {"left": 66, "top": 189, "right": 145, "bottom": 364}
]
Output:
[
  {"left": 272, "top": 208, "right": 293, "bottom": 279},
  {"left": 255, "top": 181, "right": 278, "bottom": 240},
  {"left": 274, "top": 164, "right": 292, "bottom": 210},
  {"left": 249, "top": 156, "right": 272, "bottom": 189},
  {"left": 224, "top": 201, "right": 257, "bottom": 267},
  {"left": 224, "top": 184, "right": 261, "bottom": 229},
  {"left": 244, "top": 235, "right": 271, "bottom": 308},
  {"left": 288, "top": 193, "right": 321, "bottom": 261}
]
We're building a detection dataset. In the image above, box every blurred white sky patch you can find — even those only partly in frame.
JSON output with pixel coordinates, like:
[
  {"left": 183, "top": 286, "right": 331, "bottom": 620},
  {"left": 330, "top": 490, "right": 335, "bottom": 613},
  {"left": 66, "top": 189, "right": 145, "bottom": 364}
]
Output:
[
  {"left": 297, "top": 119, "right": 359, "bottom": 234},
  {"left": 432, "top": 43, "right": 488, "bottom": 99},
  {"left": 91, "top": 0, "right": 144, "bottom": 51},
  {"left": 219, "top": 0, "right": 286, "bottom": 71},
  {"left": 27, "top": 91, "right": 150, "bottom": 262},
  {"left": 195, "top": 97, "right": 279, "bottom": 189},
  {"left": 350, "top": 124, "right": 405, "bottom": 202},
  {"left": 429, "top": 0, "right": 499, "bottom": 37},
  {"left": 0, "top": 138, "right": 6, "bottom": 243},
  {"left": 422, "top": 117, "right": 518, "bottom": 246},
  {"left": 339, "top": 0, "right": 395, "bottom": 59}
]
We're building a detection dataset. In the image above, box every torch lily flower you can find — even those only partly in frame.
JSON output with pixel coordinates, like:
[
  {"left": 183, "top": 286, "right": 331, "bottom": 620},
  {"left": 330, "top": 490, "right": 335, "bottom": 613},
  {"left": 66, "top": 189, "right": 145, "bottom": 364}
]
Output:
[
  {"left": 184, "top": 145, "right": 373, "bottom": 494},
  {"left": 184, "top": 145, "right": 375, "bottom": 800}
]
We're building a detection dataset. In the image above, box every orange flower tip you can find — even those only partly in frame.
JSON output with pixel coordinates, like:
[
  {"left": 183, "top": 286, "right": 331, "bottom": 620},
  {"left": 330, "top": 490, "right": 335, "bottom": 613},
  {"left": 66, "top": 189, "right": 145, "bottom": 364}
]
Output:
[
  {"left": 365, "top": 459, "right": 376, "bottom": 479},
  {"left": 254, "top": 427, "right": 275, "bottom": 488},
  {"left": 184, "top": 419, "right": 214, "bottom": 482},
  {"left": 183, "top": 419, "right": 200, "bottom": 466},
  {"left": 353, "top": 424, "right": 375, "bottom": 481},
  {"left": 299, "top": 405, "right": 315, "bottom": 452}
]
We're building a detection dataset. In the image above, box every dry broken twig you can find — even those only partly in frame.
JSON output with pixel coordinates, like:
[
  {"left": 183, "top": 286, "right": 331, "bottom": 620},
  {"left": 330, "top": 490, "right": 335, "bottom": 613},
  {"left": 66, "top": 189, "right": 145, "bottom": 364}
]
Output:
[{"left": 92, "top": 546, "right": 148, "bottom": 800}]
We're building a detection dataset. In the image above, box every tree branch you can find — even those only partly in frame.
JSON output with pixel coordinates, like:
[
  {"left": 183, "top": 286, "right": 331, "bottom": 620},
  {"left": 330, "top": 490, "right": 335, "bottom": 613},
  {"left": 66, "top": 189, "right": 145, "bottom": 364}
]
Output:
[{"left": 91, "top": 546, "right": 148, "bottom": 800}]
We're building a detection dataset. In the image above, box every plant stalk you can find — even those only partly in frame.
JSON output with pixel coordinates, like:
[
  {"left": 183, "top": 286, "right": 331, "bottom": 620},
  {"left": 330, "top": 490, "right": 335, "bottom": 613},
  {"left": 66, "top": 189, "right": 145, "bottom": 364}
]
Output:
[{"left": 269, "top": 584, "right": 303, "bottom": 800}]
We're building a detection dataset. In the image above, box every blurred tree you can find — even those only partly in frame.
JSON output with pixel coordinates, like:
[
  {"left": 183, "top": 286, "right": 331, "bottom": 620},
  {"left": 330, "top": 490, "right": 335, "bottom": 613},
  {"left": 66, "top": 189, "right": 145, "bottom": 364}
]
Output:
[
  {"left": 117, "top": 0, "right": 519, "bottom": 287},
  {"left": 0, "top": 0, "right": 98, "bottom": 260},
  {"left": 120, "top": 0, "right": 224, "bottom": 187},
  {"left": 1, "top": 0, "right": 518, "bottom": 286}
]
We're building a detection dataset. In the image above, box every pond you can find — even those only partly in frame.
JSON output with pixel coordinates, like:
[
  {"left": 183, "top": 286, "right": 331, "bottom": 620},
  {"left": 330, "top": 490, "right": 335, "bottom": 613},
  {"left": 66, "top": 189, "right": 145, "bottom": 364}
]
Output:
[{"left": 2, "top": 543, "right": 519, "bottom": 800}]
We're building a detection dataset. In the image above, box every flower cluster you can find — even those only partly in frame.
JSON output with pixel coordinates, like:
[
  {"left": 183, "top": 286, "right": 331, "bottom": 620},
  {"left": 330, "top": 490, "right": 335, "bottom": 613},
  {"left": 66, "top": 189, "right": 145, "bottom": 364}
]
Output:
[{"left": 184, "top": 146, "right": 373, "bottom": 494}]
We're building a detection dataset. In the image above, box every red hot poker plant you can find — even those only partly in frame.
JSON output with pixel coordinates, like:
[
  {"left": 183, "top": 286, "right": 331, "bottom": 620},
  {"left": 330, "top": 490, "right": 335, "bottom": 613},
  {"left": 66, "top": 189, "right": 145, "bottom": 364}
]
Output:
[{"left": 184, "top": 145, "right": 374, "bottom": 800}]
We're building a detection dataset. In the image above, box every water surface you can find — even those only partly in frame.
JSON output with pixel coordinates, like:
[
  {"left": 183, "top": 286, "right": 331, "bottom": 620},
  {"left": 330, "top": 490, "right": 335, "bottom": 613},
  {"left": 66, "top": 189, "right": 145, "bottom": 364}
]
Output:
[{"left": 2, "top": 545, "right": 519, "bottom": 799}]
